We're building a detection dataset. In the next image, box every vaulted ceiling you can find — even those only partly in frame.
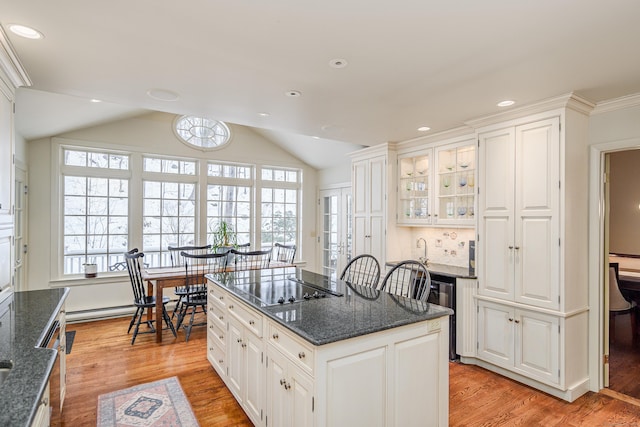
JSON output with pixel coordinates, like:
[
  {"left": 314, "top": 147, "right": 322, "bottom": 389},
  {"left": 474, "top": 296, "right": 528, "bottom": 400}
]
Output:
[{"left": 3, "top": 0, "right": 640, "bottom": 169}]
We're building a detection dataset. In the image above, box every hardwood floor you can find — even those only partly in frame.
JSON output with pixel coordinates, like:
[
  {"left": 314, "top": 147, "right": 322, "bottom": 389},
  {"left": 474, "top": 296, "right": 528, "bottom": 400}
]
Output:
[
  {"left": 55, "top": 315, "right": 640, "bottom": 426},
  {"left": 609, "top": 310, "right": 640, "bottom": 399}
]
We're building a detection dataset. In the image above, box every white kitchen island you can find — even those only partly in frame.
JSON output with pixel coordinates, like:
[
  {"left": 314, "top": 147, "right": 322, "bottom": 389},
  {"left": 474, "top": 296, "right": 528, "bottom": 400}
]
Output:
[{"left": 206, "top": 267, "right": 451, "bottom": 427}]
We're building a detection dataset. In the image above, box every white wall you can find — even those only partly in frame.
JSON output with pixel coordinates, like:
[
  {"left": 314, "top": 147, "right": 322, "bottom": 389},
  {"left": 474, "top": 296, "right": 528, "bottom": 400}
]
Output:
[{"left": 26, "top": 112, "right": 319, "bottom": 316}]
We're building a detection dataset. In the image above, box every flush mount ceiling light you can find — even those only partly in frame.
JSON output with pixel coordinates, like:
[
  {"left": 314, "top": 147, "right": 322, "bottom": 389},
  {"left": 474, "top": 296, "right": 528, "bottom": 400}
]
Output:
[
  {"left": 497, "top": 100, "right": 515, "bottom": 107},
  {"left": 329, "top": 58, "right": 348, "bottom": 69},
  {"left": 417, "top": 126, "right": 431, "bottom": 132},
  {"left": 147, "top": 88, "right": 180, "bottom": 102},
  {"left": 257, "top": 112, "right": 270, "bottom": 117},
  {"left": 174, "top": 115, "right": 231, "bottom": 150},
  {"left": 285, "top": 90, "right": 301, "bottom": 97},
  {"left": 90, "top": 99, "right": 102, "bottom": 103},
  {"left": 8, "top": 24, "right": 43, "bottom": 39}
]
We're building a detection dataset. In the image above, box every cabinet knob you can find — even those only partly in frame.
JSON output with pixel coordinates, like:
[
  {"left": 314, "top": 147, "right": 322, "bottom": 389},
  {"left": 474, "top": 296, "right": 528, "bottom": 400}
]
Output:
[
  {"left": 508, "top": 318, "right": 514, "bottom": 322},
  {"left": 219, "top": 315, "right": 224, "bottom": 320},
  {"left": 229, "top": 305, "right": 234, "bottom": 309},
  {"left": 514, "top": 246, "right": 520, "bottom": 250},
  {"left": 280, "top": 378, "right": 286, "bottom": 386},
  {"left": 219, "top": 335, "right": 224, "bottom": 340},
  {"left": 298, "top": 351, "right": 305, "bottom": 359},
  {"left": 219, "top": 296, "right": 224, "bottom": 300},
  {"left": 219, "top": 359, "right": 224, "bottom": 364},
  {"left": 242, "top": 343, "right": 247, "bottom": 348},
  {"left": 249, "top": 320, "right": 255, "bottom": 325},
  {"left": 508, "top": 246, "right": 514, "bottom": 250},
  {"left": 272, "top": 333, "right": 279, "bottom": 339},
  {"left": 237, "top": 338, "right": 242, "bottom": 343},
  {"left": 514, "top": 319, "right": 520, "bottom": 324}
]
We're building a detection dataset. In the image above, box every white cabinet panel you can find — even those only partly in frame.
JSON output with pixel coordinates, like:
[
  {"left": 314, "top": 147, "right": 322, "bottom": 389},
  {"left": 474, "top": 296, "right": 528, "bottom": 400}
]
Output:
[
  {"left": 477, "top": 301, "right": 514, "bottom": 366},
  {"left": 516, "top": 310, "right": 559, "bottom": 384},
  {"left": 325, "top": 347, "right": 386, "bottom": 427}
]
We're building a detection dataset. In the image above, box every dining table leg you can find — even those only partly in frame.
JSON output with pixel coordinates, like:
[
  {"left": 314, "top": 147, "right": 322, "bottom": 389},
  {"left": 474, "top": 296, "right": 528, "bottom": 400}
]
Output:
[{"left": 155, "top": 280, "right": 163, "bottom": 343}]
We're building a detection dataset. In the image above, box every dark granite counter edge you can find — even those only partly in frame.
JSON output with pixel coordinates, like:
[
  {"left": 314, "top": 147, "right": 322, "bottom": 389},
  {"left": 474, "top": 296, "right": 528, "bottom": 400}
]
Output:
[
  {"left": 385, "top": 261, "right": 477, "bottom": 279},
  {"left": 0, "top": 287, "right": 70, "bottom": 427}
]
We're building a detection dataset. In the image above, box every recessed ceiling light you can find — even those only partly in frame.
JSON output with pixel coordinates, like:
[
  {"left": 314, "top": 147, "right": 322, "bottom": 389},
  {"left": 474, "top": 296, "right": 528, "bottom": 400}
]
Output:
[
  {"left": 497, "top": 100, "right": 515, "bottom": 107},
  {"left": 90, "top": 99, "right": 102, "bottom": 103},
  {"left": 285, "top": 90, "right": 301, "bottom": 97},
  {"left": 312, "top": 136, "right": 320, "bottom": 140},
  {"left": 8, "top": 24, "right": 43, "bottom": 39},
  {"left": 417, "top": 126, "right": 431, "bottom": 132},
  {"left": 257, "top": 112, "right": 270, "bottom": 117},
  {"left": 329, "top": 58, "right": 348, "bottom": 69},
  {"left": 146, "top": 88, "right": 179, "bottom": 101}
]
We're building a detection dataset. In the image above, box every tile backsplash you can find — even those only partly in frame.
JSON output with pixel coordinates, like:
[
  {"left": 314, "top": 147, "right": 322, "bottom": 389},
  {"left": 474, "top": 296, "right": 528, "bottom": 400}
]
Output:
[{"left": 410, "top": 227, "right": 475, "bottom": 269}]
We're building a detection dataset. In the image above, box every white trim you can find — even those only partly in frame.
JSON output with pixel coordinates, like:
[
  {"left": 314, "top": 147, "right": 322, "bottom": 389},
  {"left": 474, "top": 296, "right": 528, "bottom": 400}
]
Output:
[
  {"left": 592, "top": 93, "right": 640, "bottom": 115},
  {"left": 587, "top": 137, "right": 640, "bottom": 393},
  {"left": 0, "top": 26, "right": 31, "bottom": 88}
]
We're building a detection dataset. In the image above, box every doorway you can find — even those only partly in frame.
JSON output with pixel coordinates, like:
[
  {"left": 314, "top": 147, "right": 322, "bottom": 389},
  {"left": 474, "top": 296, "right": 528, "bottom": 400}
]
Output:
[
  {"left": 319, "top": 186, "right": 351, "bottom": 281},
  {"left": 603, "top": 149, "right": 640, "bottom": 398}
]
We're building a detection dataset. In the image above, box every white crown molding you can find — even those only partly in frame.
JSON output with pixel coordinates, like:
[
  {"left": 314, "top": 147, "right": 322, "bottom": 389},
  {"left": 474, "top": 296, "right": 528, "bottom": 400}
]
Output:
[
  {"left": 591, "top": 93, "right": 640, "bottom": 115},
  {"left": 0, "top": 26, "right": 32, "bottom": 88},
  {"left": 464, "top": 92, "right": 595, "bottom": 129}
]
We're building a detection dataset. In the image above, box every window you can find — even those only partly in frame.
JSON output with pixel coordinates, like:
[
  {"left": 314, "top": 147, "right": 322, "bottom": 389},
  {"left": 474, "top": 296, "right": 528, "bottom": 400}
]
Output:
[
  {"left": 55, "top": 147, "right": 302, "bottom": 278},
  {"left": 207, "top": 162, "right": 253, "bottom": 246},
  {"left": 260, "top": 167, "right": 300, "bottom": 250},
  {"left": 61, "top": 149, "right": 129, "bottom": 275},
  {"left": 142, "top": 157, "right": 198, "bottom": 267},
  {"left": 174, "top": 115, "right": 231, "bottom": 150}
]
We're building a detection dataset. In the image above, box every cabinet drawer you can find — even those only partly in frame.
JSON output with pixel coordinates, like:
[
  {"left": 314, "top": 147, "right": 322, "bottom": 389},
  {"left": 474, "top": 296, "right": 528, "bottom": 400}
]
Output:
[
  {"left": 227, "top": 296, "right": 263, "bottom": 337},
  {"left": 208, "top": 284, "right": 228, "bottom": 310},
  {"left": 208, "top": 304, "right": 226, "bottom": 330},
  {"left": 207, "top": 330, "right": 226, "bottom": 375},
  {"left": 208, "top": 321, "right": 226, "bottom": 350},
  {"left": 268, "top": 323, "right": 314, "bottom": 374}
]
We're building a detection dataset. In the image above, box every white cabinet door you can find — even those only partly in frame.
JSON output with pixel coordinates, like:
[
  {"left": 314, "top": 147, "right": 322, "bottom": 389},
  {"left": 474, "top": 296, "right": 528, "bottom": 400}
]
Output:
[
  {"left": 515, "top": 309, "right": 560, "bottom": 385},
  {"left": 434, "top": 139, "right": 476, "bottom": 226},
  {"left": 226, "top": 316, "right": 243, "bottom": 400},
  {"left": 266, "top": 348, "right": 288, "bottom": 427},
  {"left": 266, "top": 347, "right": 313, "bottom": 427},
  {"left": 514, "top": 118, "right": 560, "bottom": 309},
  {"left": 244, "top": 330, "right": 263, "bottom": 423},
  {"left": 477, "top": 300, "right": 514, "bottom": 368},
  {"left": 478, "top": 127, "right": 515, "bottom": 301}
]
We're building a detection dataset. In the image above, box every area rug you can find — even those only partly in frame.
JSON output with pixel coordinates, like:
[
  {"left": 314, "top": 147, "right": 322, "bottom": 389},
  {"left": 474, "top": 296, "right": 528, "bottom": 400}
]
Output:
[{"left": 97, "top": 376, "right": 199, "bottom": 426}]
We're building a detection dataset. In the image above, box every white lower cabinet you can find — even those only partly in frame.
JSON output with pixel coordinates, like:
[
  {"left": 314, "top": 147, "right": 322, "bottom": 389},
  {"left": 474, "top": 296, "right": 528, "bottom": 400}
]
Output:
[
  {"left": 266, "top": 345, "right": 314, "bottom": 427},
  {"left": 477, "top": 300, "right": 559, "bottom": 386},
  {"left": 30, "top": 382, "right": 50, "bottom": 427}
]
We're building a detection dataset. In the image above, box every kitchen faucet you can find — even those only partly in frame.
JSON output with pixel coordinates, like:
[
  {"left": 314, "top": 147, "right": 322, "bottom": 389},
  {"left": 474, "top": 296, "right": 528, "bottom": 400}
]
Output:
[{"left": 417, "top": 237, "right": 428, "bottom": 266}]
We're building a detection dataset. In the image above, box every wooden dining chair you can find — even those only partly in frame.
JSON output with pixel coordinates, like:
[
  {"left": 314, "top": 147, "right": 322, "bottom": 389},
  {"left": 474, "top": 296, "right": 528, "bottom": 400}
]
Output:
[
  {"left": 340, "top": 254, "right": 381, "bottom": 289},
  {"left": 177, "top": 251, "right": 229, "bottom": 341},
  {"left": 273, "top": 243, "right": 296, "bottom": 264},
  {"left": 168, "top": 244, "right": 212, "bottom": 319},
  {"left": 380, "top": 260, "right": 431, "bottom": 302},
  {"left": 124, "top": 249, "right": 176, "bottom": 344},
  {"left": 230, "top": 248, "right": 271, "bottom": 270}
]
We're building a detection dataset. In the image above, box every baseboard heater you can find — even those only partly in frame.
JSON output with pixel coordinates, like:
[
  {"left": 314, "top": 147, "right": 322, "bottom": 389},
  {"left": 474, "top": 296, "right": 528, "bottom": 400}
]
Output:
[{"left": 66, "top": 301, "right": 179, "bottom": 323}]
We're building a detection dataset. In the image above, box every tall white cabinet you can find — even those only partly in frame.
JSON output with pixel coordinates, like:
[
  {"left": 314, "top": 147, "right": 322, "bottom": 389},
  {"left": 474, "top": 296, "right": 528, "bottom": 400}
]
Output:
[
  {"left": 467, "top": 96, "right": 593, "bottom": 402},
  {"left": 0, "top": 28, "right": 30, "bottom": 299}
]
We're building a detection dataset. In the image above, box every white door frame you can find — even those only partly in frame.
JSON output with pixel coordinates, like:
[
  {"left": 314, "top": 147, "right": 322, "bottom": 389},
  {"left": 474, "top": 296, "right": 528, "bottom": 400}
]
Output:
[
  {"left": 318, "top": 183, "right": 351, "bottom": 280},
  {"left": 588, "top": 137, "right": 640, "bottom": 392}
]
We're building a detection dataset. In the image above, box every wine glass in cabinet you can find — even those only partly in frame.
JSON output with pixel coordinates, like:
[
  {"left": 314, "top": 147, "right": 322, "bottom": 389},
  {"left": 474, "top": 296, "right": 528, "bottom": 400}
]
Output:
[
  {"left": 435, "top": 140, "right": 476, "bottom": 226},
  {"left": 397, "top": 151, "right": 431, "bottom": 225}
]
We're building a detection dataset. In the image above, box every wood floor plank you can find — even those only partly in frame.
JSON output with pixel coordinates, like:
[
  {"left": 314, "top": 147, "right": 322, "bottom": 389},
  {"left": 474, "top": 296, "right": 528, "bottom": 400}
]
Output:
[{"left": 53, "top": 315, "right": 640, "bottom": 426}]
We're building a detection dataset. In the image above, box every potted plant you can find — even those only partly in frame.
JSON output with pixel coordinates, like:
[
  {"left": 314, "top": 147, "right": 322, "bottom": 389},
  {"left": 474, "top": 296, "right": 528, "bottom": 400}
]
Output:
[{"left": 211, "top": 220, "right": 237, "bottom": 252}]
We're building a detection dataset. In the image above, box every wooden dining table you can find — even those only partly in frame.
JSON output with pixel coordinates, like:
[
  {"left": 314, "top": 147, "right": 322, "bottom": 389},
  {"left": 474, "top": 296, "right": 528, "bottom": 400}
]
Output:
[{"left": 142, "top": 262, "right": 294, "bottom": 343}]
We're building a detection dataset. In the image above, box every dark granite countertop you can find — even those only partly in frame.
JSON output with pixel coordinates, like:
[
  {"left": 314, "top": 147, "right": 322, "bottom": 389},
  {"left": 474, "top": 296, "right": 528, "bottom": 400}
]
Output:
[
  {"left": 385, "top": 261, "right": 476, "bottom": 279},
  {"left": 0, "top": 288, "right": 70, "bottom": 427},
  {"left": 206, "top": 267, "right": 452, "bottom": 346}
]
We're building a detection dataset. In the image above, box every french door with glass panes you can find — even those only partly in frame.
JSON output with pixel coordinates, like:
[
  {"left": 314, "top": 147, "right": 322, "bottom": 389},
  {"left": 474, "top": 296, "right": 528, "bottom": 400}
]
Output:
[{"left": 320, "top": 187, "right": 351, "bottom": 282}]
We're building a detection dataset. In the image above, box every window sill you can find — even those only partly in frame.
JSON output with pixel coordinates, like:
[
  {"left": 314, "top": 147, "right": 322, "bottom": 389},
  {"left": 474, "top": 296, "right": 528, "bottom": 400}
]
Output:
[{"left": 49, "top": 273, "right": 128, "bottom": 288}]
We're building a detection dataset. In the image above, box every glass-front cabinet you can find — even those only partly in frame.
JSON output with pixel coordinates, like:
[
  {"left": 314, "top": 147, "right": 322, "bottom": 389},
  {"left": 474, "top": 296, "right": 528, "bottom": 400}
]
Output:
[
  {"left": 397, "top": 150, "right": 432, "bottom": 225},
  {"left": 435, "top": 139, "right": 476, "bottom": 226}
]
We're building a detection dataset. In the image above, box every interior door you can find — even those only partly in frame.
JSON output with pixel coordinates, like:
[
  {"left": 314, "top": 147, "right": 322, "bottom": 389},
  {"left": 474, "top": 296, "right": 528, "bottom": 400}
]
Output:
[{"left": 320, "top": 187, "right": 352, "bottom": 281}]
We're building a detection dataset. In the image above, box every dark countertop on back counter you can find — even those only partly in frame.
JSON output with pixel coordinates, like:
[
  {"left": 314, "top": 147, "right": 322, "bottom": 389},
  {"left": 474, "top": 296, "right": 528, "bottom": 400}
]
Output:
[
  {"left": 206, "top": 267, "right": 453, "bottom": 346},
  {"left": 0, "top": 288, "right": 70, "bottom": 427},
  {"left": 386, "top": 261, "right": 476, "bottom": 279}
]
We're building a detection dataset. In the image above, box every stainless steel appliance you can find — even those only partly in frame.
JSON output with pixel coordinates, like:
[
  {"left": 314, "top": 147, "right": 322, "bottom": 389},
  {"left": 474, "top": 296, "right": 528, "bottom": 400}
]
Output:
[{"left": 427, "top": 273, "right": 457, "bottom": 360}]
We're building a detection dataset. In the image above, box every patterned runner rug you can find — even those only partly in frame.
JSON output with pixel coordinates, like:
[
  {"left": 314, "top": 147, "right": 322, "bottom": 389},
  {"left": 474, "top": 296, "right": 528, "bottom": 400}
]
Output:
[{"left": 97, "top": 376, "right": 199, "bottom": 426}]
